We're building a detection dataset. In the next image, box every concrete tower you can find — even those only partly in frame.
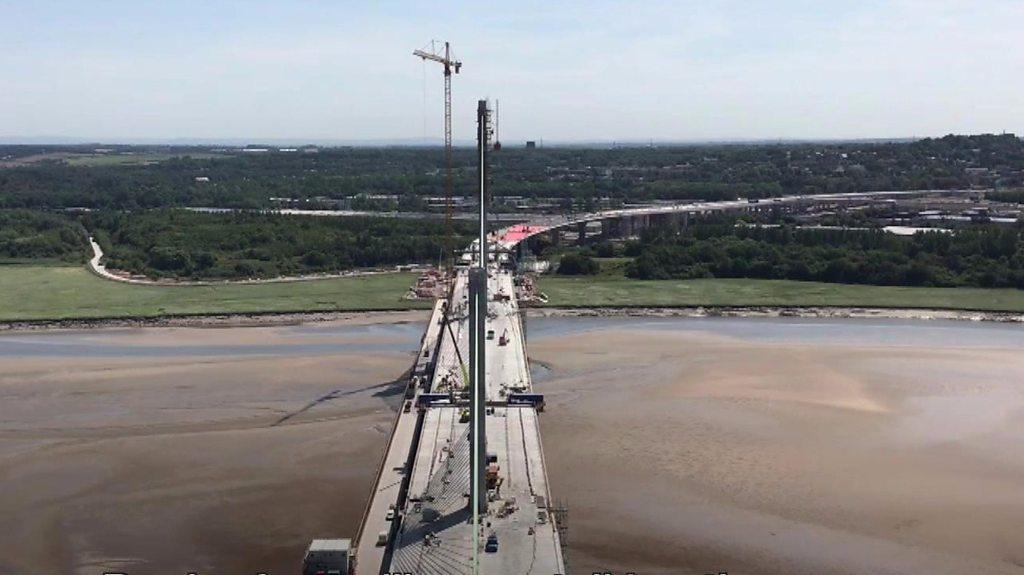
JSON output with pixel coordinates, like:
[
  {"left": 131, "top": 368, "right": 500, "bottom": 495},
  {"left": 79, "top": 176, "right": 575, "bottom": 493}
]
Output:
[{"left": 469, "top": 99, "right": 490, "bottom": 520}]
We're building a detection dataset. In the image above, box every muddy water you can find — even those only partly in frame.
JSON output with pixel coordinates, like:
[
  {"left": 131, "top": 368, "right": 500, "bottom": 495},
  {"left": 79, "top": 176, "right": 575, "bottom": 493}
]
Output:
[
  {"left": 1, "top": 317, "right": 1022, "bottom": 574},
  {"left": 528, "top": 315, "right": 1024, "bottom": 346},
  {"left": 0, "top": 321, "right": 426, "bottom": 357},
  {"left": 0, "top": 321, "right": 423, "bottom": 575},
  {"left": 528, "top": 317, "right": 1024, "bottom": 575}
]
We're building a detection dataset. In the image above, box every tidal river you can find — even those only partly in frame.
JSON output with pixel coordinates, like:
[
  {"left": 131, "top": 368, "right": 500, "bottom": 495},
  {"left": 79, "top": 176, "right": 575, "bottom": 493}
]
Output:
[{"left": 1, "top": 315, "right": 1022, "bottom": 574}]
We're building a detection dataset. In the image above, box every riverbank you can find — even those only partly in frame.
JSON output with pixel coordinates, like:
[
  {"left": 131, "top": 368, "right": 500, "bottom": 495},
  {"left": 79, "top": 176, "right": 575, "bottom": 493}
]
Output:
[
  {"left": 5, "top": 304, "right": 1023, "bottom": 332},
  {"left": 0, "top": 310, "right": 430, "bottom": 332},
  {"left": 533, "top": 305, "right": 1024, "bottom": 322},
  {"left": 6, "top": 263, "right": 1024, "bottom": 326}
]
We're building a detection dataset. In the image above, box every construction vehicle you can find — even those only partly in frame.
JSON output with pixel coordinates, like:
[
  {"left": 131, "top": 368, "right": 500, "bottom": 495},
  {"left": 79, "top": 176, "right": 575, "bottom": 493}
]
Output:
[
  {"left": 486, "top": 463, "right": 500, "bottom": 489},
  {"left": 302, "top": 539, "right": 350, "bottom": 575},
  {"left": 418, "top": 393, "right": 451, "bottom": 407},
  {"left": 508, "top": 393, "right": 545, "bottom": 412},
  {"left": 484, "top": 533, "right": 499, "bottom": 553}
]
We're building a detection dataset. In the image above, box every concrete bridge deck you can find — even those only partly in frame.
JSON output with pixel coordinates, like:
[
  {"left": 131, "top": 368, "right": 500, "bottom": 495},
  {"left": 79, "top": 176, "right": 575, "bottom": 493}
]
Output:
[
  {"left": 356, "top": 267, "right": 564, "bottom": 574},
  {"left": 353, "top": 299, "right": 447, "bottom": 573}
]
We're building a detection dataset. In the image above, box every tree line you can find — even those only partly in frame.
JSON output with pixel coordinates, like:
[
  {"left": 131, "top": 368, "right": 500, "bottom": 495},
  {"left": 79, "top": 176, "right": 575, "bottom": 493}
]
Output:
[
  {"left": 988, "top": 190, "right": 1024, "bottom": 204},
  {"left": 624, "top": 223, "right": 1024, "bottom": 289},
  {"left": 0, "top": 209, "right": 87, "bottom": 262},
  {"left": 84, "top": 210, "right": 473, "bottom": 279},
  {"left": 1, "top": 133, "right": 1021, "bottom": 211}
]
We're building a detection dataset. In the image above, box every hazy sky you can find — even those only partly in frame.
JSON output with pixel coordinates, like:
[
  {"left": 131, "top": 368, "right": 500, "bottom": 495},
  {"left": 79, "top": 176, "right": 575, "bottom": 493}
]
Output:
[{"left": 1, "top": 1, "right": 1022, "bottom": 142}]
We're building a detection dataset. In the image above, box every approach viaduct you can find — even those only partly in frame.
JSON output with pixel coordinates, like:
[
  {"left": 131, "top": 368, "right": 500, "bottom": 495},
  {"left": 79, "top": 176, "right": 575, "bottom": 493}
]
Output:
[{"left": 497, "top": 189, "right": 978, "bottom": 252}]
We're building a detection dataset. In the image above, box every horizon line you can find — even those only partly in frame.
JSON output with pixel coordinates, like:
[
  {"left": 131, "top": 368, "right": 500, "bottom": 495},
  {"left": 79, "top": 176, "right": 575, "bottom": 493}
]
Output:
[{"left": 2, "top": 133, "right": 1018, "bottom": 148}]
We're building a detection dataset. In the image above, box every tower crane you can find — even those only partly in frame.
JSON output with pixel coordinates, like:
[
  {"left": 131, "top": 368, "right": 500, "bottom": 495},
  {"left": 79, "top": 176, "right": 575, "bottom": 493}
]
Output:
[{"left": 414, "top": 40, "right": 462, "bottom": 267}]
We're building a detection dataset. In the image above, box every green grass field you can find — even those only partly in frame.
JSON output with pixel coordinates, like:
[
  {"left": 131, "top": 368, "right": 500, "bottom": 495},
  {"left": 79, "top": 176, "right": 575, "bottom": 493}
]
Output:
[
  {"left": 4, "top": 263, "right": 1024, "bottom": 322},
  {"left": 0, "top": 264, "right": 428, "bottom": 321},
  {"left": 65, "top": 152, "right": 221, "bottom": 167},
  {"left": 538, "top": 275, "right": 1024, "bottom": 312}
]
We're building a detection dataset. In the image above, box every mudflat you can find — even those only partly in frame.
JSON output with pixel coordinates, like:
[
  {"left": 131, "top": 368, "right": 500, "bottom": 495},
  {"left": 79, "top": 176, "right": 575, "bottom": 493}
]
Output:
[
  {"left": 0, "top": 314, "right": 427, "bottom": 575},
  {"left": 530, "top": 318, "right": 1024, "bottom": 575},
  {"left": 3, "top": 315, "right": 1022, "bottom": 575}
]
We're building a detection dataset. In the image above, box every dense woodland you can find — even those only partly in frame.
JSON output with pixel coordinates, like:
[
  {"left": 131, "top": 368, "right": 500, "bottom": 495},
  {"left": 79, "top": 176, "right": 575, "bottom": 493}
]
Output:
[
  {"left": 621, "top": 224, "right": 1024, "bottom": 289},
  {"left": 0, "top": 210, "right": 87, "bottom": 262},
  {"left": 84, "top": 211, "right": 473, "bottom": 279},
  {"left": 2, "top": 134, "right": 1024, "bottom": 285},
  {"left": 1, "top": 134, "right": 1022, "bottom": 210}
]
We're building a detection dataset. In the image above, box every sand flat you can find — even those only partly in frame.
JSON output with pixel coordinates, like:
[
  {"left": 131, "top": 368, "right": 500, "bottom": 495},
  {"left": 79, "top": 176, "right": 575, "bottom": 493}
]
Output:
[
  {"left": 2, "top": 316, "right": 1023, "bottom": 574},
  {"left": 531, "top": 322, "right": 1024, "bottom": 574},
  {"left": 0, "top": 321, "right": 420, "bottom": 575}
]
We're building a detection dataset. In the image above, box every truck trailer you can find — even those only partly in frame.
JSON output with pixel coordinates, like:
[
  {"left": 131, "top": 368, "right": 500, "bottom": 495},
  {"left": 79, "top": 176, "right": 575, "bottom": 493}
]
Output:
[{"left": 302, "top": 539, "right": 350, "bottom": 575}]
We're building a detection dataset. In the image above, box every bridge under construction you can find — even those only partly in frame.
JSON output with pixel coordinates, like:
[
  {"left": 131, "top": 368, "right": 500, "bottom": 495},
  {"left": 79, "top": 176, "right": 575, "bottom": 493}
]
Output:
[
  {"left": 301, "top": 89, "right": 978, "bottom": 575},
  {"left": 343, "top": 101, "right": 565, "bottom": 575}
]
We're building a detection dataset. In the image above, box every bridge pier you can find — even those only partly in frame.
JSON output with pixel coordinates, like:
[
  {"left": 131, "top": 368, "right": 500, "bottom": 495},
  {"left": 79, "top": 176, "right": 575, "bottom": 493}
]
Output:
[
  {"left": 548, "top": 228, "right": 561, "bottom": 248},
  {"left": 650, "top": 212, "right": 681, "bottom": 231},
  {"left": 599, "top": 218, "right": 617, "bottom": 240},
  {"left": 621, "top": 216, "right": 634, "bottom": 238}
]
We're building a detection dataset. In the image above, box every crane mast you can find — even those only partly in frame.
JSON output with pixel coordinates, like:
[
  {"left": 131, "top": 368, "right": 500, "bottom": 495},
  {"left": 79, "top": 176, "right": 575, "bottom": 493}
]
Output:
[{"left": 414, "top": 41, "right": 461, "bottom": 268}]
